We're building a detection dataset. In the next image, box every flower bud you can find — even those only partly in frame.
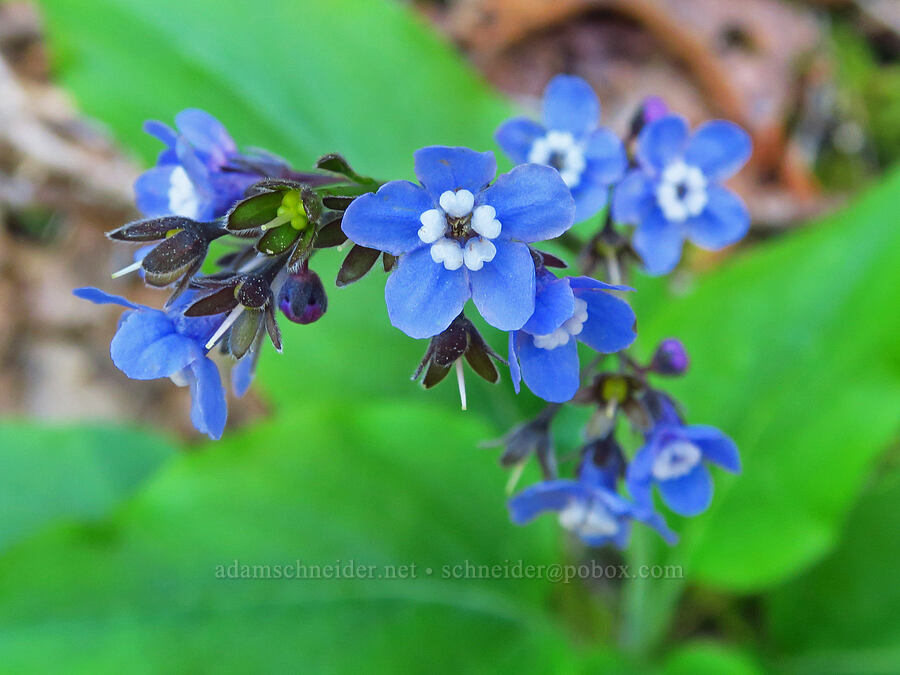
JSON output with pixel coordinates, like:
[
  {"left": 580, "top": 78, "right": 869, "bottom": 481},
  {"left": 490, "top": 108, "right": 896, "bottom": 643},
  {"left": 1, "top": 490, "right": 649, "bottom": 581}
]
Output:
[
  {"left": 629, "top": 96, "right": 669, "bottom": 139},
  {"left": 650, "top": 338, "right": 689, "bottom": 376},
  {"left": 278, "top": 269, "right": 327, "bottom": 324}
]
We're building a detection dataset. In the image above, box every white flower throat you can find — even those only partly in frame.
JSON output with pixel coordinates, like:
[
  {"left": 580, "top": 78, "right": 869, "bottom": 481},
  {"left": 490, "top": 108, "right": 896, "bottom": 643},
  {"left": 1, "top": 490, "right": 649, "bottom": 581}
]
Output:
[
  {"left": 418, "top": 189, "right": 501, "bottom": 271},
  {"left": 651, "top": 440, "right": 702, "bottom": 481},
  {"left": 532, "top": 297, "right": 588, "bottom": 350},
  {"left": 168, "top": 166, "right": 201, "bottom": 220},
  {"left": 655, "top": 160, "right": 707, "bottom": 223},
  {"left": 558, "top": 498, "right": 619, "bottom": 538},
  {"left": 528, "top": 131, "right": 586, "bottom": 188}
]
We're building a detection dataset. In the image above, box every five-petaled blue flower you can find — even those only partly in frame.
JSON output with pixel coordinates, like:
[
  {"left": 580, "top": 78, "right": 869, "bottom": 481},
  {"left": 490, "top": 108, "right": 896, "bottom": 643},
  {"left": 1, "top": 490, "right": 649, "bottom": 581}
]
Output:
[
  {"left": 509, "top": 453, "right": 676, "bottom": 548},
  {"left": 509, "top": 270, "right": 636, "bottom": 403},
  {"left": 74, "top": 287, "right": 228, "bottom": 439},
  {"left": 135, "top": 109, "right": 278, "bottom": 222},
  {"left": 495, "top": 75, "right": 627, "bottom": 223},
  {"left": 341, "top": 146, "right": 575, "bottom": 339},
  {"left": 627, "top": 423, "right": 741, "bottom": 516},
  {"left": 612, "top": 114, "right": 752, "bottom": 275}
]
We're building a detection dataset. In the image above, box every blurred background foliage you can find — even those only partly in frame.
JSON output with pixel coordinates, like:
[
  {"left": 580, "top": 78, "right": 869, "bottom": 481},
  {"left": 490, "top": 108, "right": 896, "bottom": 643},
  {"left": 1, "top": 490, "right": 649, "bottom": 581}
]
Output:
[{"left": 0, "top": 0, "right": 897, "bottom": 672}]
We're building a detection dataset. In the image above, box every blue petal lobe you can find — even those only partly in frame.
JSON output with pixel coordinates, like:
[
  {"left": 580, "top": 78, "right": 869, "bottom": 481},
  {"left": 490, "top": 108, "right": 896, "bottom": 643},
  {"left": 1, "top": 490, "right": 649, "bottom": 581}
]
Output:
[
  {"left": 469, "top": 240, "right": 535, "bottom": 331},
  {"left": 632, "top": 207, "right": 684, "bottom": 275},
  {"left": 686, "top": 185, "right": 750, "bottom": 250},
  {"left": 508, "top": 480, "right": 584, "bottom": 524},
  {"left": 571, "top": 180, "right": 611, "bottom": 224},
  {"left": 110, "top": 312, "right": 200, "bottom": 380},
  {"left": 134, "top": 165, "right": 178, "bottom": 218},
  {"left": 684, "top": 120, "right": 752, "bottom": 180},
  {"left": 684, "top": 425, "right": 741, "bottom": 473},
  {"left": 583, "top": 128, "right": 627, "bottom": 183},
  {"left": 495, "top": 117, "right": 545, "bottom": 164},
  {"left": 482, "top": 164, "right": 575, "bottom": 242},
  {"left": 574, "top": 288, "right": 637, "bottom": 353},
  {"left": 341, "top": 180, "right": 433, "bottom": 255},
  {"left": 515, "top": 332, "right": 580, "bottom": 403},
  {"left": 658, "top": 463, "right": 714, "bottom": 516},
  {"left": 508, "top": 331, "right": 522, "bottom": 394},
  {"left": 174, "top": 109, "right": 235, "bottom": 159},
  {"left": 612, "top": 169, "right": 655, "bottom": 225},
  {"left": 187, "top": 356, "right": 227, "bottom": 440},
  {"left": 522, "top": 275, "right": 574, "bottom": 335},
  {"left": 637, "top": 115, "right": 689, "bottom": 173},
  {"left": 385, "top": 247, "right": 469, "bottom": 339},
  {"left": 542, "top": 75, "right": 599, "bottom": 138},
  {"left": 413, "top": 146, "right": 496, "bottom": 202},
  {"left": 74, "top": 287, "right": 140, "bottom": 310}
]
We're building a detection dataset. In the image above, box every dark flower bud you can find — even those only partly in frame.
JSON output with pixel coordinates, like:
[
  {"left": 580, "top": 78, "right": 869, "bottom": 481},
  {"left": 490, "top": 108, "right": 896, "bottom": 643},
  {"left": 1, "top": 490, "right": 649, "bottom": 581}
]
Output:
[
  {"left": 278, "top": 269, "right": 328, "bottom": 324},
  {"left": 650, "top": 338, "right": 689, "bottom": 376},
  {"left": 629, "top": 96, "right": 669, "bottom": 139},
  {"left": 484, "top": 405, "right": 559, "bottom": 479},
  {"left": 412, "top": 314, "right": 505, "bottom": 389}
]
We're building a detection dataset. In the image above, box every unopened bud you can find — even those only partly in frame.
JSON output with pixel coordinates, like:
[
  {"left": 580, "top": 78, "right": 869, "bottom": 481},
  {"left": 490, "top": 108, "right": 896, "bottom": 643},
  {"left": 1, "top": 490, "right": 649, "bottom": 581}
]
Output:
[
  {"left": 278, "top": 269, "right": 328, "bottom": 324},
  {"left": 650, "top": 338, "right": 689, "bottom": 376}
]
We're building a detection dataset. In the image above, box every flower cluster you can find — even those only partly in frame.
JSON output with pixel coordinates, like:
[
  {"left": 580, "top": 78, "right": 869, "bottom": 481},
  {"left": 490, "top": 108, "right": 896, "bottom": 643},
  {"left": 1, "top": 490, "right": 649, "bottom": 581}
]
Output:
[{"left": 80, "top": 74, "right": 751, "bottom": 547}]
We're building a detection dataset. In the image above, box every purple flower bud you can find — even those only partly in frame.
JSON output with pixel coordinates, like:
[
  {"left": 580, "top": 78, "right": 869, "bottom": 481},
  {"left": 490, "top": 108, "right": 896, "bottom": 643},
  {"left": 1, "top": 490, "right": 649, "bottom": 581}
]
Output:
[
  {"left": 641, "top": 96, "right": 668, "bottom": 125},
  {"left": 278, "top": 269, "right": 327, "bottom": 324},
  {"left": 650, "top": 338, "right": 689, "bottom": 376}
]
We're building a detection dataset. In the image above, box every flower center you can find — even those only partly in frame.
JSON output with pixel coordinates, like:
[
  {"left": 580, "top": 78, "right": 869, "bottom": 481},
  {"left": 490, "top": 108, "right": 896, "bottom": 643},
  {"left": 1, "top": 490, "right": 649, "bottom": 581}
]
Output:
[
  {"left": 558, "top": 498, "right": 618, "bottom": 538},
  {"left": 655, "top": 160, "right": 707, "bottom": 223},
  {"left": 528, "top": 131, "right": 586, "bottom": 188},
  {"left": 168, "top": 166, "right": 201, "bottom": 219},
  {"left": 532, "top": 297, "right": 588, "bottom": 350},
  {"left": 651, "top": 440, "right": 702, "bottom": 481},
  {"left": 418, "top": 189, "right": 502, "bottom": 272}
]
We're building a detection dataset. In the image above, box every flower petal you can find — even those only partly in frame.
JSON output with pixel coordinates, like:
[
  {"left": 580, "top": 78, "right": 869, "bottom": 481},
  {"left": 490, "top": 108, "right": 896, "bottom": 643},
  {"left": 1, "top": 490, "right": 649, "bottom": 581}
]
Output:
[
  {"left": 469, "top": 240, "right": 535, "bottom": 331},
  {"left": 583, "top": 128, "right": 627, "bottom": 183},
  {"left": 632, "top": 207, "right": 685, "bottom": 276},
  {"left": 684, "top": 120, "right": 752, "bottom": 181},
  {"left": 508, "top": 479, "right": 585, "bottom": 524},
  {"left": 515, "top": 332, "right": 580, "bottom": 403},
  {"left": 385, "top": 246, "right": 469, "bottom": 339},
  {"left": 635, "top": 509, "right": 679, "bottom": 545},
  {"left": 73, "top": 287, "right": 140, "bottom": 310},
  {"left": 574, "top": 288, "right": 636, "bottom": 353},
  {"left": 341, "top": 180, "right": 433, "bottom": 255},
  {"left": 612, "top": 169, "right": 655, "bottom": 225},
  {"left": 187, "top": 356, "right": 227, "bottom": 440},
  {"left": 542, "top": 75, "right": 599, "bottom": 138},
  {"left": 567, "top": 276, "right": 632, "bottom": 292},
  {"left": 413, "top": 146, "right": 496, "bottom": 202},
  {"left": 658, "top": 463, "right": 714, "bottom": 516},
  {"left": 111, "top": 311, "right": 202, "bottom": 380},
  {"left": 637, "top": 115, "right": 689, "bottom": 173},
  {"left": 174, "top": 109, "right": 235, "bottom": 160},
  {"left": 495, "top": 117, "right": 546, "bottom": 164},
  {"left": 482, "top": 164, "right": 575, "bottom": 242},
  {"left": 686, "top": 185, "right": 750, "bottom": 250},
  {"left": 522, "top": 275, "right": 575, "bottom": 335},
  {"left": 134, "top": 165, "right": 179, "bottom": 218},
  {"left": 571, "top": 181, "right": 611, "bottom": 224},
  {"left": 684, "top": 425, "right": 741, "bottom": 473}
]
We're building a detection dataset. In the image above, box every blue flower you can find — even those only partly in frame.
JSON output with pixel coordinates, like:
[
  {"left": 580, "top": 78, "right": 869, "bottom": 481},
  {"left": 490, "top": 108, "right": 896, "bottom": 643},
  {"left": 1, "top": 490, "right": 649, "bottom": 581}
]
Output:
[
  {"left": 495, "top": 75, "right": 627, "bottom": 223},
  {"left": 74, "top": 287, "right": 228, "bottom": 439},
  {"left": 509, "top": 453, "right": 676, "bottom": 548},
  {"left": 341, "top": 146, "right": 575, "bottom": 339},
  {"left": 508, "top": 271, "right": 636, "bottom": 403},
  {"left": 612, "top": 114, "right": 752, "bottom": 275},
  {"left": 627, "top": 423, "right": 741, "bottom": 516},
  {"left": 135, "top": 109, "right": 281, "bottom": 222}
]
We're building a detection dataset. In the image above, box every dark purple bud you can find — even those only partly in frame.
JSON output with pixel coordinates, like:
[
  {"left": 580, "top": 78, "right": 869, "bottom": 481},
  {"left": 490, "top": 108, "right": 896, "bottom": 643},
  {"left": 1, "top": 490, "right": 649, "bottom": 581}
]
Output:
[
  {"left": 642, "top": 96, "right": 668, "bottom": 124},
  {"left": 650, "top": 338, "right": 690, "bottom": 376},
  {"left": 277, "top": 269, "right": 327, "bottom": 324}
]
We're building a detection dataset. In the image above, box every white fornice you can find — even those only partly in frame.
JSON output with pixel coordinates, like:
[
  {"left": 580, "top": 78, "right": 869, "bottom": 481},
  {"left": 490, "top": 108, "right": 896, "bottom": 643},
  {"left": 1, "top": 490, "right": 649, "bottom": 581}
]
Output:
[
  {"left": 528, "top": 130, "right": 587, "bottom": 188},
  {"left": 168, "top": 166, "right": 201, "bottom": 219},
  {"left": 532, "top": 297, "right": 589, "bottom": 350},
  {"left": 558, "top": 499, "right": 619, "bottom": 538},
  {"left": 651, "top": 440, "right": 702, "bottom": 481},
  {"left": 655, "top": 160, "right": 708, "bottom": 223},
  {"left": 417, "top": 190, "right": 502, "bottom": 272}
]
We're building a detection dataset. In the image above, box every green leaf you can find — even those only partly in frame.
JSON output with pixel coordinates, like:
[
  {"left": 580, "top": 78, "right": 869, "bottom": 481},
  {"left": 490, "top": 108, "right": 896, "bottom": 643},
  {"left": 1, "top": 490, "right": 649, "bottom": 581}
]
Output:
[
  {"left": 0, "top": 423, "right": 174, "bottom": 554},
  {"left": 766, "top": 469, "right": 900, "bottom": 675},
  {"left": 0, "top": 402, "right": 601, "bottom": 672},
  {"left": 659, "top": 642, "right": 764, "bottom": 675},
  {"left": 622, "top": 169, "right": 900, "bottom": 651}
]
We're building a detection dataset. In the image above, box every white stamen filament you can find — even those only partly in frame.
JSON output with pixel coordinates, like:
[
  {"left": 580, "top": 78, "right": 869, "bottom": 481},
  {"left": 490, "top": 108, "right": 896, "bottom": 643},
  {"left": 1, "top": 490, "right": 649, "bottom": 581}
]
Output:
[
  {"left": 455, "top": 359, "right": 467, "bottom": 411},
  {"left": 111, "top": 259, "right": 143, "bottom": 279},
  {"left": 260, "top": 213, "right": 293, "bottom": 232},
  {"left": 205, "top": 305, "right": 244, "bottom": 351}
]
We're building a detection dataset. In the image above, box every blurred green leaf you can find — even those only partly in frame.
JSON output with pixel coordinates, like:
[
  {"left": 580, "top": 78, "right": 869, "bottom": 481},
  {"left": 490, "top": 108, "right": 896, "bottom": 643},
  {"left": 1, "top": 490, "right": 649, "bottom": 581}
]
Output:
[
  {"left": 0, "top": 423, "right": 174, "bottom": 554},
  {"left": 659, "top": 642, "right": 763, "bottom": 675},
  {"left": 766, "top": 468, "right": 900, "bottom": 675},
  {"left": 0, "top": 403, "right": 618, "bottom": 672},
  {"left": 622, "top": 169, "right": 900, "bottom": 650}
]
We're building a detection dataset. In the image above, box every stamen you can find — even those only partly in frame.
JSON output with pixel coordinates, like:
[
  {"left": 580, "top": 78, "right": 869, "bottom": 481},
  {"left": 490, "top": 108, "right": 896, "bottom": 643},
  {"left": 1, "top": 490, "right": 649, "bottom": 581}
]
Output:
[
  {"left": 205, "top": 305, "right": 244, "bottom": 351},
  {"left": 455, "top": 359, "right": 467, "bottom": 411},
  {"left": 111, "top": 259, "right": 143, "bottom": 279},
  {"left": 505, "top": 461, "right": 527, "bottom": 495}
]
